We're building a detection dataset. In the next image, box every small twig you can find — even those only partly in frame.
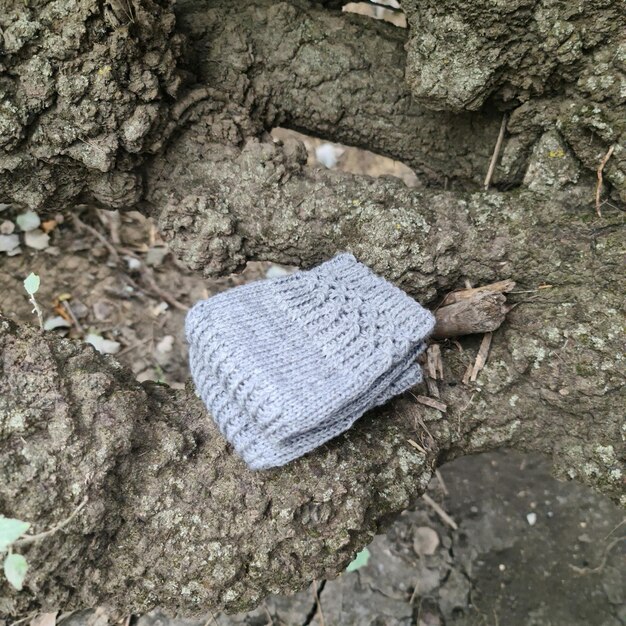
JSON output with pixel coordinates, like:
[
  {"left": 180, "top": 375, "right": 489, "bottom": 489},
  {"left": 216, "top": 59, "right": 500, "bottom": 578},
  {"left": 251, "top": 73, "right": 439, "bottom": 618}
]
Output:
[
  {"left": 116, "top": 336, "right": 152, "bottom": 356},
  {"left": 9, "top": 613, "right": 36, "bottom": 626},
  {"left": 77, "top": 137, "right": 108, "bottom": 157},
  {"left": 407, "top": 438, "right": 427, "bottom": 454},
  {"left": 312, "top": 580, "right": 326, "bottom": 626},
  {"left": 435, "top": 469, "right": 449, "bottom": 496},
  {"left": 442, "top": 279, "right": 516, "bottom": 306},
  {"left": 426, "top": 344, "right": 444, "bottom": 380},
  {"left": 409, "top": 579, "right": 420, "bottom": 605},
  {"left": 139, "top": 265, "right": 189, "bottom": 312},
  {"left": 202, "top": 609, "right": 219, "bottom": 626},
  {"left": 410, "top": 394, "right": 447, "bottom": 413},
  {"left": 262, "top": 602, "right": 275, "bottom": 626},
  {"left": 63, "top": 301, "right": 83, "bottom": 334},
  {"left": 14, "top": 496, "right": 88, "bottom": 547},
  {"left": 422, "top": 493, "right": 458, "bottom": 530},
  {"left": 407, "top": 393, "right": 437, "bottom": 445},
  {"left": 470, "top": 332, "right": 493, "bottom": 382},
  {"left": 72, "top": 214, "right": 120, "bottom": 264},
  {"left": 569, "top": 535, "right": 625, "bottom": 575},
  {"left": 425, "top": 376, "right": 440, "bottom": 398},
  {"left": 484, "top": 114, "right": 508, "bottom": 190},
  {"left": 604, "top": 518, "right": 626, "bottom": 540},
  {"left": 28, "top": 293, "right": 44, "bottom": 331},
  {"left": 595, "top": 145, "right": 615, "bottom": 217}
]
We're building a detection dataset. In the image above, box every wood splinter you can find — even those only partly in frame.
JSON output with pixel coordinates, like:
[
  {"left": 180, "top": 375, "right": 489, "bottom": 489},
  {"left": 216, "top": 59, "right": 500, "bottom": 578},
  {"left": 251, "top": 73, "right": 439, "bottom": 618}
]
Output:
[{"left": 434, "top": 291, "right": 511, "bottom": 339}]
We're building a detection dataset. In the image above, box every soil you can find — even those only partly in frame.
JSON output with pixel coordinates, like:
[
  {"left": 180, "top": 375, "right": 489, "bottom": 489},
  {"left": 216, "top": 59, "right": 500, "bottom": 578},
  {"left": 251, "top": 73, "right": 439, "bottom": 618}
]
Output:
[{"left": 1, "top": 139, "right": 623, "bottom": 626}]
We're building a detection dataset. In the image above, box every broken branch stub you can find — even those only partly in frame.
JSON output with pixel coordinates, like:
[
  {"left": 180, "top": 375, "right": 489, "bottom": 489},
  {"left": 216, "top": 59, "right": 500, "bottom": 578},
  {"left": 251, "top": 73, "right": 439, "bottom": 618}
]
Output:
[{"left": 433, "top": 291, "right": 510, "bottom": 339}]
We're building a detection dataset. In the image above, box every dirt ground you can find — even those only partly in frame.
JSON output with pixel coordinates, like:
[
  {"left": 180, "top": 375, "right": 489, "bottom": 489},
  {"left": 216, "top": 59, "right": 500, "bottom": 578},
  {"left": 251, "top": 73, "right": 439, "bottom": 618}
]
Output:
[{"left": 1, "top": 135, "right": 624, "bottom": 626}]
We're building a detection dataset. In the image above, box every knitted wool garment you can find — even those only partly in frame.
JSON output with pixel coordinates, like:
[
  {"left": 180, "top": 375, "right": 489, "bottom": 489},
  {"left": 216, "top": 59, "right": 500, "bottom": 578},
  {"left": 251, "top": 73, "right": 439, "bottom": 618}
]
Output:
[{"left": 186, "top": 253, "right": 435, "bottom": 470}]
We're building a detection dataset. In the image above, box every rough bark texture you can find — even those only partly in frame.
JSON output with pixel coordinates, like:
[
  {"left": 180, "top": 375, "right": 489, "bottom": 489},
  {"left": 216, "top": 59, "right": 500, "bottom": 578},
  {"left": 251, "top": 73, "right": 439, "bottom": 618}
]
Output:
[
  {"left": 1, "top": 0, "right": 624, "bottom": 204},
  {"left": 1, "top": 169, "right": 624, "bottom": 616},
  {"left": 401, "top": 0, "right": 626, "bottom": 199},
  {"left": 0, "top": 0, "right": 625, "bottom": 619}
]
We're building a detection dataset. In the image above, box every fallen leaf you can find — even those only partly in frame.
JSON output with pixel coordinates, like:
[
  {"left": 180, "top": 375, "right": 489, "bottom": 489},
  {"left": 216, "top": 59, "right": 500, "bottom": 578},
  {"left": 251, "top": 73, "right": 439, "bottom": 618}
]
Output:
[
  {"left": 0, "top": 517, "right": 30, "bottom": 551},
  {"left": 44, "top": 316, "right": 73, "bottom": 331},
  {"left": 4, "top": 553, "right": 28, "bottom": 590},
  {"left": 23, "top": 273, "right": 40, "bottom": 296},
  {"left": 346, "top": 547, "right": 370, "bottom": 572},
  {"left": 86, "top": 334, "right": 121, "bottom": 355},
  {"left": 41, "top": 219, "right": 58, "bottom": 234}
]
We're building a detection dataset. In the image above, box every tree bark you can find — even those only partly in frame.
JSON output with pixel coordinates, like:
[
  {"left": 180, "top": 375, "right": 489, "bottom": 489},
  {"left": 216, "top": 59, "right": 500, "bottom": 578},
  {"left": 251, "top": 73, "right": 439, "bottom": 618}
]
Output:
[
  {"left": 0, "top": 0, "right": 625, "bottom": 619},
  {"left": 2, "top": 162, "right": 624, "bottom": 616}
]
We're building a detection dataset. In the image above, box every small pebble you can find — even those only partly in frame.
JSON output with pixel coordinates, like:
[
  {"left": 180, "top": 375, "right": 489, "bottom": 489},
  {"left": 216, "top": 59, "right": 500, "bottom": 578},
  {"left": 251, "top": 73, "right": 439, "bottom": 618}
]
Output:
[
  {"left": 156, "top": 335, "right": 174, "bottom": 354},
  {"left": 125, "top": 256, "right": 142, "bottom": 271},
  {"left": 24, "top": 229, "right": 50, "bottom": 250},
  {"left": 526, "top": 512, "right": 537, "bottom": 526},
  {"left": 0, "top": 220, "right": 15, "bottom": 234},
  {"left": 413, "top": 526, "right": 440, "bottom": 556},
  {"left": 0, "top": 233, "right": 19, "bottom": 252},
  {"left": 16, "top": 210, "right": 41, "bottom": 232},
  {"left": 145, "top": 246, "right": 168, "bottom": 267}
]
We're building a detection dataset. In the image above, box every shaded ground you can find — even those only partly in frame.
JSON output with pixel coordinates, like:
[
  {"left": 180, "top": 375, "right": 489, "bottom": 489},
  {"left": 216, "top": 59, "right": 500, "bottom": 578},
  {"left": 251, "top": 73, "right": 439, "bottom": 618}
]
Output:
[{"left": 1, "top": 136, "right": 623, "bottom": 626}]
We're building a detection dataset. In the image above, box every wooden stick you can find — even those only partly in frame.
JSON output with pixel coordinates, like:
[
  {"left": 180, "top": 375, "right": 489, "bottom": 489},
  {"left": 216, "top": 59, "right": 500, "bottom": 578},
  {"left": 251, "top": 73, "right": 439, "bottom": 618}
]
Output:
[
  {"left": 434, "top": 292, "right": 508, "bottom": 339},
  {"left": 484, "top": 114, "right": 508, "bottom": 190},
  {"left": 411, "top": 394, "right": 447, "bottom": 413},
  {"left": 470, "top": 332, "right": 493, "bottom": 382},
  {"left": 441, "top": 279, "right": 516, "bottom": 306},
  {"left": 426, "top": 344, "right": 444, "bottom": 380},
  {"left": 422, "top": 494, "right": 458, "bottom": 530},
  {"left": 595, "top": 145, "right": 615, "bottom": 217}
]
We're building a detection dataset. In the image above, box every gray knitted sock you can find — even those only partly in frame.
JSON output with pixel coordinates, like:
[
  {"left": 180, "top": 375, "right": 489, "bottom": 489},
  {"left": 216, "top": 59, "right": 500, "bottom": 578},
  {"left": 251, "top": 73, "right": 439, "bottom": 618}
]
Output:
[{"left": 186, "top": 253, "right": 435, "bottom": 470}]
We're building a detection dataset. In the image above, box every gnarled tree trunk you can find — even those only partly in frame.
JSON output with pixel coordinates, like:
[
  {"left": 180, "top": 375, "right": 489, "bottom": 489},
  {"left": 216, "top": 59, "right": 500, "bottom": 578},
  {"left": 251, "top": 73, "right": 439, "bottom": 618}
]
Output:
[{"left": 0, "top": 0, "right": 624, "bottom": 619}]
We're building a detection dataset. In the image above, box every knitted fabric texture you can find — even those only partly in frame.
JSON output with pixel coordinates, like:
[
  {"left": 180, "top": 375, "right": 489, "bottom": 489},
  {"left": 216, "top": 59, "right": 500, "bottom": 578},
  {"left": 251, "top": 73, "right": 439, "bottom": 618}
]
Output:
[{"left": 186, "top": 253, "right": 435, "bottom": 470}]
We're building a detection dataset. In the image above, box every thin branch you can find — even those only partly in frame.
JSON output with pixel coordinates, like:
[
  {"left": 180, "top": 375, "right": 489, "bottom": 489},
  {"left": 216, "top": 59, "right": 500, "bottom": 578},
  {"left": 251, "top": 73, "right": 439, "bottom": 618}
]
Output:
[
  {"left": 422, "top": 494, "right": 458, "bottom": 530},
  {"left": 469, "top": 332, "right": 493, "bottom": 382},
  {"left": 595, "top": 145, "right": 615, "bottom": 217},
  {"left": 72, "top": 214, "right": 120, "bottom": 264},
  {"left": 28, "top": 293, "right": 44, "bottom": 331},
  {"left": 569, "top": 536, "right": 625, "bottom": 575},
  {"left": 14, "top": 496, "right": 89, "bottom": 547},
  {"left": 312, "top": 580, "right": 326, "bottom": 626},
  {"left": 484, "top": 114, "right": 508, "bottom": 190}
]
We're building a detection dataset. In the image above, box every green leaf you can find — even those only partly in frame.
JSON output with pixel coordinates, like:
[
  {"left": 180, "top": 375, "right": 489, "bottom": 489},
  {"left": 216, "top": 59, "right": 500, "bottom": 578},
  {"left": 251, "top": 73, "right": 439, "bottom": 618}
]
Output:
[
  {"left": 23, "top": 272, "right": 40, "bottom": 296},
  {"left": 346, "top": 547, "right": 371, "bottom": 573},
  {"left": 0, "top": 517, "right": 30, "bottom": 552},
  {"left": 4, "top": 553, "right": 28, "bottom": 590}
]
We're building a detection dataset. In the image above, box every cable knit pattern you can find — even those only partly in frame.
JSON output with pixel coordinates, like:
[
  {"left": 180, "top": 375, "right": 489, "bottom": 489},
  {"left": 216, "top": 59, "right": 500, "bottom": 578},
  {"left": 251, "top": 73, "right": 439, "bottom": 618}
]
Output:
[{"left": 186, "top": 253, "right": 436, "bottom": 470}]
